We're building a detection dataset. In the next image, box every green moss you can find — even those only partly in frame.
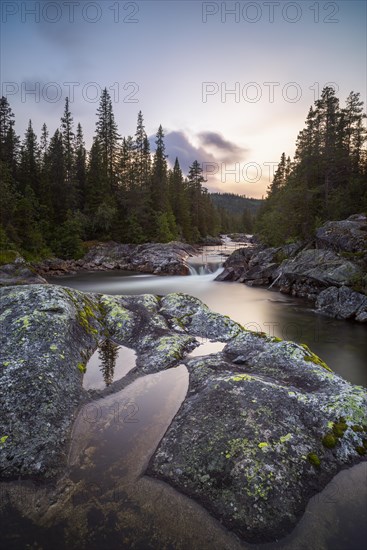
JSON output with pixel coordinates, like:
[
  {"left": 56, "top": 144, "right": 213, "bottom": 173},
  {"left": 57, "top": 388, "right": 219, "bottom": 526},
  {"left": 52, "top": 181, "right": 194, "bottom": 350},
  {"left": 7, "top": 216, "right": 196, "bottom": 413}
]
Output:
[
  {"left": 230, "top": 374, "right": 254, "bottom": 382},
  {"left": 258, "top": 442, "right": 269, "bottom": 449},
  {"left": 279, "top": 433, "right": 292, "bottom": 443},
  {"left": 77, "top": 307, "right": 98, "bottom": 336},
  {"left": 332, "top": 420, "right": 348, "bottom": 438},
  {"left": 351, "top": 424, "right": 364, "bottom": 432},
  {"left": 0, "top": 435, "right": 9, "bottom": 445},
  {"left": 322, "top": 433, "right": 337, "bottom": 448},
  {"left": 303, "top": 349, "right": 332, "bottom": 372},
  {"left": 16, "top": 315, "right": 31, "bottom": 329},
  {"left": 77, "top": 362, "right": 86, "bottom": 374},
  {"left": 307, "top": 452, "right": 321, "bottom": 467},
  {"left": 0, "top": 250, "right": 18, "bottom": 265},
  {"left": 355, "top": 446, "right": 366, "bottom": 456},
  {"left": 272, "top": 337, "right": 283, "bottom": 343},
  {"left": 50, "top": 344, "right": 58, "bottom": 351}
]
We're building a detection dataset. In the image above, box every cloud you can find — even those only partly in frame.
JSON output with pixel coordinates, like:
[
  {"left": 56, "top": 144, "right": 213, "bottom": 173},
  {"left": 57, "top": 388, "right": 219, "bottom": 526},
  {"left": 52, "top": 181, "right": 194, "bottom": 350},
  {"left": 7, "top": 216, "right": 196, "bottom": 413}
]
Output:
[
  {"left": 149, "top": 130, "right": 249, "bottom": 177},
  {"left": 149, "top": 130, "right": 216, "bottom": 175},
  {"left": 197, "top": 131, "right": 247, "bottom": 162}
]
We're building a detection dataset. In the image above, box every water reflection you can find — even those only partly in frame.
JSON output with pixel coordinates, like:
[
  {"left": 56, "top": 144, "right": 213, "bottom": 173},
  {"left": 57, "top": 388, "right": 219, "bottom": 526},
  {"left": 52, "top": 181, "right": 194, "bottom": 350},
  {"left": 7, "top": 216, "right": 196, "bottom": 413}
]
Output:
[{"left": 83, "top": 340, "right": 137, "bottom": 391}]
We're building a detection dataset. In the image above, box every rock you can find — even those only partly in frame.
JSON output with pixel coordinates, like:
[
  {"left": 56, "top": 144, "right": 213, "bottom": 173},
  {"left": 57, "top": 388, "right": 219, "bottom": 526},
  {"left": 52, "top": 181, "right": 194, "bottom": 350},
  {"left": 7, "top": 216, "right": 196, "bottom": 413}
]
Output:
[
  {"left": 199, "top": 235, "right": 223, "bottom": 245},
  {"left": 0, "top": 287, "right": 242, "bottom": 479},
  {"left": 217, "top": 217, "right": 367, "bottom": 321},
  {"left": 1, "top": 285, "right": 366, "bottom": 543},
  {"left": 0, "top": 285, "right": 103, "bottom": 477},
  {"left": 316, "top": 286, "right": 367, "bottom": 321},
  {"left": 316, "top": 215, "right": 367, "bottom": 254},
  {"left": 149, "top": 332, "right": 367, "bottom": 542},
  {"left": 227, "top": 233, "right": 252, "bottom": 243},
  {"left": 35, "top": 241, "right": 198, "bottom": 277},
  {"left": 0, "top": 262, "right": 48, "bottom": 286},
  {"left": 214, "top": 267, "right": 235, "bottom": 281},
  {"left": 278, "top": 249, "right": 362, "bottom": 295}
]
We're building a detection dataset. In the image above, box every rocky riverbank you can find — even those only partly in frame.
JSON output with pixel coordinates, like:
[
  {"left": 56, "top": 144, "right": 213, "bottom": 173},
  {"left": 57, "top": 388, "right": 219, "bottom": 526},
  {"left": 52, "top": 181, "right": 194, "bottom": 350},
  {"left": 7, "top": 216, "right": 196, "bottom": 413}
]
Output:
[
  {"left": 1, "top": 284, "right": 366, "bottom": 542},
  {"left": 37, "top": 241, "right": 198, "bottom": 277},
  {"left": 216, "top": 214, "right": 367, "bottom": 322},
  {"left": 0, "top": 241, "right": 199, "bottom": 287}
]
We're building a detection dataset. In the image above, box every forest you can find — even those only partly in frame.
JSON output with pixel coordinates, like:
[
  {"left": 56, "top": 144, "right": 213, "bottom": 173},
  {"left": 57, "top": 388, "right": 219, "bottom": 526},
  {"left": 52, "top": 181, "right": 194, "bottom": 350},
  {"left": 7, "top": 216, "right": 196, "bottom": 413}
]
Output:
[
  {"left": 256, "top": 87, "right": 367, "bottom": 245},
  {"left": 1, "top": 90, "right": 252, "bottom": 261},
  {"left": 1, "top": 86, "right": 366, "bottom": 263}
]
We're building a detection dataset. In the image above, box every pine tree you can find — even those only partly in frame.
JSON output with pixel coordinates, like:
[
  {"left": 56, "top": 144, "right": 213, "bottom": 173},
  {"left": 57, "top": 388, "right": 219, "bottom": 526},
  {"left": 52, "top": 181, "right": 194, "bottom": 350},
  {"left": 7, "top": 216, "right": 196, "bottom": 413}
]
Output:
[
  {"left": 133, "top": 111, "right": 151, "bottom": 189},
  {"left": 48, "top": 129, "right": 66, "bottom": 224},
  {"left": 0, "top": 96, "right": 19, "bottom": 176},
  {"left": 95, "top": 88, "right": 120, "bottom": 191},
  {"left": 150, "top": 125, "right": 168, "bottom": 212},
  {"left": 74, "top": 123, "right": 87, "bottom": 210},
  {"left": 18, "top": 120, "right": 40, "bottom": 195},
  {"left": 169, "top": 158, "right": 191, "bottom": 240}
]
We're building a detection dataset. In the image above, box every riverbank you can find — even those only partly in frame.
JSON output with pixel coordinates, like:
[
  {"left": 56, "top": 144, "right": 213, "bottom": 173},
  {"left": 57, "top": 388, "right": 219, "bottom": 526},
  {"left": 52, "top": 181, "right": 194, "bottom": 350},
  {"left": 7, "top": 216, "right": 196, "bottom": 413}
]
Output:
[{"left": 216, "top": 215, "right": 367, "bottom": 322}]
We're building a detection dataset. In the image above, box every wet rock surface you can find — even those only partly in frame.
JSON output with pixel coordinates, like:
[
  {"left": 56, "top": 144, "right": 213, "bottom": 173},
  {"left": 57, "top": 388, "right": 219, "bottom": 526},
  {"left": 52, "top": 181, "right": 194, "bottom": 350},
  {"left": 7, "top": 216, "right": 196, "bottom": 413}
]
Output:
[
  {"left": 149, "top": 333, "right": 367, "bottom": 542},
  {"left": 34, "top": 241, "right": 198, "bottom": 278},
  {"left": 0, "top": 260, "right": 48, "bottom": 287},
  {"left": 0, "top": 287, "right": 241, "bottom": 479},
  {"left": 216, "top": 215, "right": 367, "bottom": 321},
  {"left": 1, "top": 284, "right": 366, "bottom": 543}
]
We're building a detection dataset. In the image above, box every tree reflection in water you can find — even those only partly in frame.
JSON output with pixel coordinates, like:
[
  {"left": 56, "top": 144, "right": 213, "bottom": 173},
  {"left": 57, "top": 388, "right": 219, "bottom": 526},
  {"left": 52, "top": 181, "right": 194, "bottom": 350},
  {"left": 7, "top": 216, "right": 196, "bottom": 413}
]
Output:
[{"left": 99, "top": 339, "right": 119, "bottom": 386}]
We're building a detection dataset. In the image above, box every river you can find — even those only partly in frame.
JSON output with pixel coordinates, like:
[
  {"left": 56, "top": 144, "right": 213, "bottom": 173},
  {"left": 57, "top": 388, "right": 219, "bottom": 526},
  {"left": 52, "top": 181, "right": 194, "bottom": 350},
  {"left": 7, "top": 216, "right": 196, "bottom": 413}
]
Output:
[{"left": 4, "top": 241, "right": 365, "bottom": 550}]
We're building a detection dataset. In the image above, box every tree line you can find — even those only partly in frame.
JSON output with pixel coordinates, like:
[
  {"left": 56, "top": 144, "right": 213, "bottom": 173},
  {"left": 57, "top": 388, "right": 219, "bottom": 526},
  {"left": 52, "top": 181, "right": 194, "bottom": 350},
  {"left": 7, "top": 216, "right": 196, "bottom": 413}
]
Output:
[
  {"left": 256, "top": 87, "right": 367, "bottom": 245},
  {"left": 0, "top": 90, "right": 223, "bottom": 260}
]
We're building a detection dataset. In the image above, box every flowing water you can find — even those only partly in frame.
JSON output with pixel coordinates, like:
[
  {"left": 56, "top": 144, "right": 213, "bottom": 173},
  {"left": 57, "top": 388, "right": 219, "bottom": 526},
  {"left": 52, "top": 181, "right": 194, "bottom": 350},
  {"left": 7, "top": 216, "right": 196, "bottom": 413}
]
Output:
[{"left": 3, "top": 240, "right": 366, "bottom": 549}]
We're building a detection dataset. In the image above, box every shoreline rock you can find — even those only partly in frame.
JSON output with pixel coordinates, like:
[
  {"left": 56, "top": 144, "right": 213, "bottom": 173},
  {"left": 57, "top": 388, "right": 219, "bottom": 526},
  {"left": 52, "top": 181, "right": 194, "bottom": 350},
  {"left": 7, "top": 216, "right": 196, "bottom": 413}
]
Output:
[
  {"left": 216, "top": 215, "right": 367, "bottom": 322},
  {"left": 0, "top": 258, "right": 48, "bottom": 287},
  {"left": 33, "top": 241, "right": 199, "bottom": 279},
  {"left": 1, "top": 284, "right": 366, "bottom": 542}
]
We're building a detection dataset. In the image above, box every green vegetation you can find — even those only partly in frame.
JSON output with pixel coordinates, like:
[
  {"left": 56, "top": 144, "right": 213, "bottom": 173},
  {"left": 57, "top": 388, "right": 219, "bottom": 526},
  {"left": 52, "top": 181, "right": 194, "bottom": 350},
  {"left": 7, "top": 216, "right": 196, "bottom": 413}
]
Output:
[
  {"left": 322, "top": 434, "right": 337, "bottom": 448},
  {"left": 255, "top": 88, "right": 367, "bottom": 246},
  {"left": 0, "top": 93, "right": 223, "bottom": 261},
  {"left": 210, "top": 192, "right": 262, "bottom": 233},
  {"left": 307, "top": 453, "right": 321, "bottom": 467},
  {"left": 77, "top": 363, "right": 86, "bottom": 374},
  {"left": 301, "top": 344, "right": 332, "bottom": 372},
  {"left": 0, "top": 250, "right": 18, "bottom": 265},
  {"left": 0, "top": 435, "right": 9, "bottom": 446}
]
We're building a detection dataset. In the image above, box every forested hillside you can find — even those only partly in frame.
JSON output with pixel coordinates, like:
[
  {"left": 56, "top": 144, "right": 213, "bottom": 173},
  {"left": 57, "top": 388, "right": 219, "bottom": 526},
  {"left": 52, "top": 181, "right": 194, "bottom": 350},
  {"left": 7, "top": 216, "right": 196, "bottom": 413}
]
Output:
[
  {"left": 210, "top": 192, "right": 262, "bottom": 233},
  {"left": 256, "top": 87, "right": 367, "bottom": 245},
  {"left": 0, "top": 90, "right": 220, "bottom": 261}
]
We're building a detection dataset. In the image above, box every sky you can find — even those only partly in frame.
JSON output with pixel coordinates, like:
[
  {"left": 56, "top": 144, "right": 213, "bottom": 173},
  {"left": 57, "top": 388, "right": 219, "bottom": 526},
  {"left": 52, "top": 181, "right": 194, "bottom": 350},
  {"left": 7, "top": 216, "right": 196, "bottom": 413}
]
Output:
[{"left": 1, "top": 0, "right": 366, "bottom": 198}]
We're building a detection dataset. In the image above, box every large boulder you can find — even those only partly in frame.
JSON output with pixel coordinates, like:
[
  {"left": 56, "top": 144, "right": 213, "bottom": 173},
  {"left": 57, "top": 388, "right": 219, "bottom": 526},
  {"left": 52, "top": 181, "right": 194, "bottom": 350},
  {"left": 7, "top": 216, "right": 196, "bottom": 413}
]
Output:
[
  {"left": 0, "top": 285, "right": 103, "bottom": 477},
  {"left": 0, "top": 288, "right": 242, "bottom": 478},
  {"left": 316, "top": 286, "right": 367, "bottom": 322},
  {"left": 149, "top": 332, "right": 367, "bottom": 542},
  {"left": 316, "top": 214, "right": 367, "bottom": 254},
  {"left": 36, "top": 241, "right": 198, "bottom": 277},
  {"left": 277, "top": 248, "right": 362, "bottom": 300},
  {"left": 0, "top": 261, "right": 48, "bottom": 286}
]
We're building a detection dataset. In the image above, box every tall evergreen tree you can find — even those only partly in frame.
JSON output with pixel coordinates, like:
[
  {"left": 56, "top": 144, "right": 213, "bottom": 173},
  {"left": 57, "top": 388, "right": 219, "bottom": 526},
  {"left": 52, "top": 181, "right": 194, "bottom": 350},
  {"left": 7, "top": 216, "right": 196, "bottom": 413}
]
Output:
[
  {"left": 95, "top": 88, "right": 120, "bottom": 191},
  {"left": 74, "top": 123, "right": 87, "bottom": 210}
]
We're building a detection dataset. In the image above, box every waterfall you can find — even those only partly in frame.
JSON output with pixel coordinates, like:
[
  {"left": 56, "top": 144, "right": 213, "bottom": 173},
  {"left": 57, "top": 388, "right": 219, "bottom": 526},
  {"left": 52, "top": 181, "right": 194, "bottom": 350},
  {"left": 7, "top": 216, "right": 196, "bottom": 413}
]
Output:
[{"left": 187, "top": 261, "right": 223, "bottom": 276}]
